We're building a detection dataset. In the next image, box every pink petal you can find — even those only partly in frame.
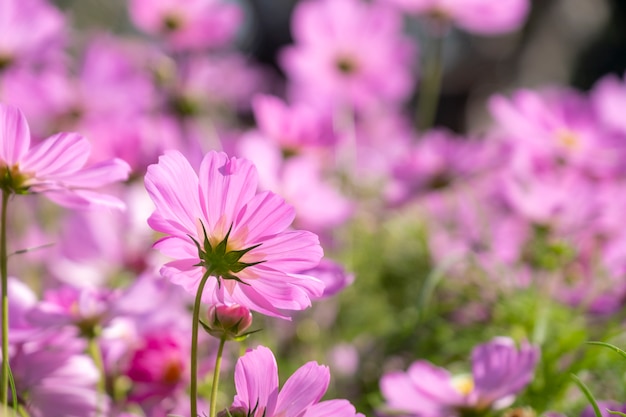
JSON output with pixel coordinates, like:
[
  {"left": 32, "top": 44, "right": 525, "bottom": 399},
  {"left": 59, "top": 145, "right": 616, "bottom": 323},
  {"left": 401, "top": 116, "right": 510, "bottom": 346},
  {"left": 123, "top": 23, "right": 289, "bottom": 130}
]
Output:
[
  {"left": 233, "top": 346, "right": 279, "bottom": 416},
  {"left": 198, "top": 151, "right": 258, "bottom": 234},
  {"left": 47, "top": 159, "right": 130, "bottom": 188},
  {"left": 238, "top": 267, "right": 324, "bottom": 310},
  {"left": 0, "top": 103, "right": 30, "bottom": 165},
  {"left": 234, "top": 191, "right": 296, "bottom": 245},
  {"left": 276, "top": 361, "right": 330, "bottom": 417},
  {"left": 247, "top": 230, "right": 323, "bottom": 272},
  {"left": 304, "top": 399, "right": 361, "bottom": 417},
  {"left": 21, "top": 132, "right": 90, "bottom": 176},
  {"left": 42, "top": 189, "right": 126, "bottom": 210},
  {"left": 145, "top": 150, "right": 201, "bottom": 236}
]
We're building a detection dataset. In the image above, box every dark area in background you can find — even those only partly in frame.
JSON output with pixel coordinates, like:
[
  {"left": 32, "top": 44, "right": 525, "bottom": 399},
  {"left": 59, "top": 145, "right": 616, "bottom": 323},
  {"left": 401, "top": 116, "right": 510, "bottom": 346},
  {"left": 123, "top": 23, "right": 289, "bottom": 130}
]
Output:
[
  {"left": 245, "top": 0, "right": 626, "bottom": 132},
  {"left": 53, "top": 0, "right": 626, "bottom": 133},
  {"left": 572, "top": 0, "right": 626, "bottom": 89}
]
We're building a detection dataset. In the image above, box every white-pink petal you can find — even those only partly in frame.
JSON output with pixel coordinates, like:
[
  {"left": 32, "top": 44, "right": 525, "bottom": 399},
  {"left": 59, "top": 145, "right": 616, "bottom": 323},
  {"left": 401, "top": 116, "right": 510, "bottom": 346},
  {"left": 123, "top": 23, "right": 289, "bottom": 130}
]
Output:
[
  {"left": 199, "top": 151, "right": 259, "bottom": 235},
  {"left": 0, "top": 103, "right": 30, "bottom": 165},
  {"left": 21, "top": 132, "right": 90, "bottom": 176},
  {"left": 233, "top": 346, "right": 279, "bottom": 416},
  {"left": 275, "top": 361, "right": 330, "bottom": 417},
  {"left": 145, "top": 150, "right": 202, "bottom": 236}
]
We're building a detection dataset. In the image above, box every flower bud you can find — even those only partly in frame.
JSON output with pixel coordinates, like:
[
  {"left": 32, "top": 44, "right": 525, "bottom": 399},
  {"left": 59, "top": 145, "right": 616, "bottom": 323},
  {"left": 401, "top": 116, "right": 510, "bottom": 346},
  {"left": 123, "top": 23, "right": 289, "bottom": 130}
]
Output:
[{"left": 205, "top": 304, "right": 253, "bottom": 340}]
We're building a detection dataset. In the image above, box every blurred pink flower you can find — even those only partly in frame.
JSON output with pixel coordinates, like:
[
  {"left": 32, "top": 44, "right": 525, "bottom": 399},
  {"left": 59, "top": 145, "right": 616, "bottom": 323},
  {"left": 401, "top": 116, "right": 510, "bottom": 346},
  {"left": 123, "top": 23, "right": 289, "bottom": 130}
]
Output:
[
  {"left": 8, "top": 330, "right": 103, "bottom": 417},
  {"left": 129, "top": 0, "right": 242, "bottom": 50},
  {"left": 591, "top": 72, "right": 626, "bottom": 135},
  {"left": 301, "top": 258, "right": 354, "bottom": 298},
  {"left": 0, "top": 0, "right": 66, "bottom": 68},
  {"left": 383, "top": 0, "right": 530, "bottom": 35},
  {"left": 145, "top": 150, "right": 324, "bottom": 318},
  {"left": 281, "top": 0, "right": 415, "bottom": 111},
  {"left": 380, "top": 337, "right": 539, "bottom": 417},
  {"left": 237, "top": 135, "right": 353, "bottom": 234},
  {"left": 251, "top": 94, "right": 337, "bottom": 151},
  {"left": 0, "top": 103, "right": 130, "bottom": 208},
  {"left": 387, "top": 129, "right": 498, "bottom": 206},
  {"left": 488, "top": 88, "right": 622, "bottom": 177},
  {"left": 124, "top": 332, "right": 188, "bottom": 408},
  {"left": 220, "top": 345, "right": 363, "bottom": 417}
]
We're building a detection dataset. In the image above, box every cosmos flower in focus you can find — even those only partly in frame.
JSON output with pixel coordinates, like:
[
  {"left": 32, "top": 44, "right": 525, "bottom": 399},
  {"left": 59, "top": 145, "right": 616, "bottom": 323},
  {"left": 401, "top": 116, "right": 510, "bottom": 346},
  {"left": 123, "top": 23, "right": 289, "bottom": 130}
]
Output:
[{"left": 145, "top": 150, "right": 324, "bottom": 318}]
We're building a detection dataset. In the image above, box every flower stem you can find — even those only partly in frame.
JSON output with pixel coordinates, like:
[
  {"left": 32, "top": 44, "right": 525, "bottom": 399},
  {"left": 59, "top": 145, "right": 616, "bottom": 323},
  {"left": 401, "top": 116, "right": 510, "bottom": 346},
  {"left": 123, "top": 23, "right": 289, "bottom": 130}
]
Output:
[
  {"left": 416, "top": 32, "right": 444, "bottom": 131},
  {"left": 191, "top": 271, "right": 212, "bottom": 417},
  {"left": 1, "top": 190, "right": 10, "bottom": 414},
  {"left": 209, "top": 336, "right": 226, "bottom": 417},
  {"left": 87, "top": 334, "right": 105, "bottom": 417}
]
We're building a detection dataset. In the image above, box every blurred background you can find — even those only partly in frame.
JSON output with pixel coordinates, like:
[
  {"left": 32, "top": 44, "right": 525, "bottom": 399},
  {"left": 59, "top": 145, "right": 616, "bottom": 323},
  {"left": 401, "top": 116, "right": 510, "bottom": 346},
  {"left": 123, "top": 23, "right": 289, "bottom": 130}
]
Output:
[{"left": 51, "top": 0, "right": 625, "bottom": 133}]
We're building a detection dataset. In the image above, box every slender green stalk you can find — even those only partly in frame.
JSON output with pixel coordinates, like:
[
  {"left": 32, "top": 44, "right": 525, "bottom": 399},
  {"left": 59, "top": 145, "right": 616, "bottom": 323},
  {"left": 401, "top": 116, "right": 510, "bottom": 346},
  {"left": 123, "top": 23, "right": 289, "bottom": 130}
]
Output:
[
  {"left": 87, "top": 335, "right": 105, "bottom": 417},
  {"left": 416, "top": 33, "right": 444, "bottom": 131},
  {"left": 190, "top": 272, "right": 212, "bottom": 417},
  {"left": 209, "top": 336, "right": 227, "bottom": 417},
  {"left": 1, "top": 190, "right": 10, "bottom": 414}
]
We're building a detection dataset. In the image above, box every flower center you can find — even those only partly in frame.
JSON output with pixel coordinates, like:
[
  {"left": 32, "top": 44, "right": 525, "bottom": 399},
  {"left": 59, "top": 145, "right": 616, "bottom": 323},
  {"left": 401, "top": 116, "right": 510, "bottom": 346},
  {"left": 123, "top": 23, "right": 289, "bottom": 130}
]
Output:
[
  {"left": 555, "top": 128, "right": 580, "bottom": 150},
  {"left": 162, "top": 14, "right": 183, "bottom": 32},
  {"left": 161, "top": 359, "right": 184, "bottom": 384},
  {"left": 451, "top": 374, "right": 474, "bottom": 396},
  {"left": 335, "top": 56, "right": 358, "bottom": 75},
  {"left": 0, "top": 164, "right": 31, "bottom": 195},
  {"left": 190, "top": 221, "right": 264, "bottom": 286}
]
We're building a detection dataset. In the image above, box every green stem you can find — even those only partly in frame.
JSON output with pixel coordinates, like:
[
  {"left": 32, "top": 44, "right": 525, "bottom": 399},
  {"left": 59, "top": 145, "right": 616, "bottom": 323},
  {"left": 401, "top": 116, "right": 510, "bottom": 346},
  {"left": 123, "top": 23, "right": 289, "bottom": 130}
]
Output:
[
  {"left": 416, "top": 33, "right": 444, "bottom": 131},
  {"left": 191, "top": 272, "right": 212, "bottom": 417},
  {"left": 87, "top": 335, "right": 105, "bottom": 417},
  {"left": 209, "top": 336, "right": 227, "bottom": 417},
  {"left": 1, "top": 190, "right": 10, "bottom": 414}
]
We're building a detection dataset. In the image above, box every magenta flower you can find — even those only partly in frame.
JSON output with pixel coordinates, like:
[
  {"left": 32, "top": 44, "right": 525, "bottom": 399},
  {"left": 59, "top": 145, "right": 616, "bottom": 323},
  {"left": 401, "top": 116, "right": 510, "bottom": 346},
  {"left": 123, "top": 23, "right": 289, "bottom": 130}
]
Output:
[
  {"left": 220, "top": 345, "right": 363, "bottom": 417},
  {"left": 145, "top": 150, "right": 324, "bottom": 318},
  {"left": 383, "top": 0, "right": 530, "bottom": 35},
  {"left": 380, "top": 337, "right": 539, "bottom": 417},
  {"left": 0, "top": 103, "right": 130, "bottom": 208},
  {"left": 124, "top": 332, "right": 188, "bottom": 407}
]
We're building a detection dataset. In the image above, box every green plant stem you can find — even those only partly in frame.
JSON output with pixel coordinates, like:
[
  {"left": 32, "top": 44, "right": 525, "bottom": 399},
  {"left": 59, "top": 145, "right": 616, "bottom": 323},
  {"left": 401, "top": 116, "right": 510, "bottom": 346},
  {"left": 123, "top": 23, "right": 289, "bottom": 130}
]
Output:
[
  {"left": 1, "top": 190, "right": 10, "bottom": 414},
  {"left": 87, "top": 335, "right": 105, "bottom": 417},
  {"left": 191, "top": 272, "right": 212, "bottom": 417},
  {"left": 417, "top": 34, "right": 444, "bottom": 131},
  {"left": 209, "top": 336, "right": 227, "bottom": 417}
]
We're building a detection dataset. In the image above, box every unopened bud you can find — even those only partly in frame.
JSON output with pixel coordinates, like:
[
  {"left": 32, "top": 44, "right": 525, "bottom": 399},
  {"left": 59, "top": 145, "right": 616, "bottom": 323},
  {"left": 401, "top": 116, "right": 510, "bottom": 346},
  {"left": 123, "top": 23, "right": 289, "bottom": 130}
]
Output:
[{"left": 205, "top": 304, "right": 253, "bottom": 340}]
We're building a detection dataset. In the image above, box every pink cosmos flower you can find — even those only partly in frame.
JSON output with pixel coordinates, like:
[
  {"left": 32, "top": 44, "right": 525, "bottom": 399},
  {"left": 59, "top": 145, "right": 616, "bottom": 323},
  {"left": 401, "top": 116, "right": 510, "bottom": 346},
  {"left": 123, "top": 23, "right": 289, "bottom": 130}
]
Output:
[
  {"left": 220, "top": 345, "right": 364, "bottom": 417},
  {"left": 237, "top": 135, "right": 353, "bottom": 234},
  {"left": 380, "top": 337, "right": 539, "bottom": 417},
  {"left": 0, "top": 103, "right": 130, "bottom": 208},
  {"left": 280, "top": 0, "right": 415, "bottom": 111},
  {"left": 128, "top": 0, "right": 242, "bottom": 51},
  {"left": 591, "top": 72, "right": 626, "bottom": 135},
  {"left": 251, "top": 94, "right": 337, "bottom": 151},
  {"left": 145, "top": 150, "right": 324, "bottom": 318},
  {"left": 488, "top": 88, "right": 622, "bottom": 177},
  {"left": 0, "top": 0, "right": 66, "bottom": 69},
  {"left": 383, "top": 0, "right": 530, "bottom": 35},
  {"left": 124, "top": 332, "right": 188, "bottom": 409}
]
